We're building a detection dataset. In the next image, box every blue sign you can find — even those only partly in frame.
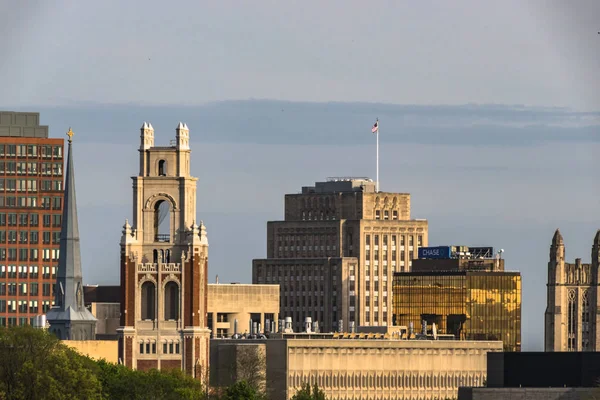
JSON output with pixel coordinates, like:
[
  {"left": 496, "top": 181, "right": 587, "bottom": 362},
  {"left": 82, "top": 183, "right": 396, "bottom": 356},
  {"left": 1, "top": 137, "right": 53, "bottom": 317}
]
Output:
[{"left": 418, "top": 246, "right": 451, "bottom": 259}]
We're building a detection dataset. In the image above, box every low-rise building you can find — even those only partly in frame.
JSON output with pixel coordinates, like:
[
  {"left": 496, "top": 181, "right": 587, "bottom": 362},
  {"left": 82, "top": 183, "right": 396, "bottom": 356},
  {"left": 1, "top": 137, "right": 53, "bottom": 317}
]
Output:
[
  {"left": 211, "top": 335, "right": 502, "bottom": 400},
  {"left": 207, "top": 283, "right": 279, "bottom": 338}
]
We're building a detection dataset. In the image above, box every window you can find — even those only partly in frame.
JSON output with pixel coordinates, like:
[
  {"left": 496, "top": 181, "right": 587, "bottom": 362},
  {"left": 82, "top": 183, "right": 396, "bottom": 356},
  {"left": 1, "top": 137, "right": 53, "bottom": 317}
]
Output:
[
  {"left": 158, "top": 160, "right": 167, "bottom": 176},
  {"left": 30, "top": 283, "right": 39, "bottom": 296},
  {"left": 384, "top": 210, "right": 389, "bottom": 220},
  {"left": 52, "top": 197, "right": 61, "bottom": 210},
  {"left": 53, "top": 146, "right": 62, "bottom": 158},
  {"left": 164, "top": 281, "right": 179, "bottom": 320},
  {"left": 392, "top": 210, "right": 398, "bottom": 220},
  {"left": 375, "top": 210, "right": 381, "bottom": 220},
  {"left": 52, "top": 214, "right": 61, "bottom": 227},
  {"left": 141, "top": 282, "right": 156, "bottom": 320}
]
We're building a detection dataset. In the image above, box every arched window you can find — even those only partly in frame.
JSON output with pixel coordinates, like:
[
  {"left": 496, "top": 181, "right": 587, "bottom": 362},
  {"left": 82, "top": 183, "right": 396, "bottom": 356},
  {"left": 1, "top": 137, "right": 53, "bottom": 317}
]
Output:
[
  {"left": 165, "top": 249, "right": 171, "bottom": 263},
  {"left": 154, "top": 200, "right": 171, "bottom": 242},
  {"left": 158, "top": 160, "right": 167, "bottom": 176},
  {"left": 141, "top": 281, "right": 156, "bottom": 320},
  {"left": 164, "top": 281, "right": 179, "bottom": 320},
  {"left": 568, "top": 289, "right": 576, "bottom": 351},
  {"left": 153, "top": 249, "right": 158, "bottom": 263}
]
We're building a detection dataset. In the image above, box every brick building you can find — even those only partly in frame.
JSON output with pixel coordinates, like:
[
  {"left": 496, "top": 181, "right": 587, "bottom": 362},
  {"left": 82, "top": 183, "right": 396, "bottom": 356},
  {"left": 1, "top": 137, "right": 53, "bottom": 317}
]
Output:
[
  {"left": 0, "top": 111, "right": 64, "bottom": 327},
  {"left": 118, "top": 122, "right": 210, "bottom": 377}
]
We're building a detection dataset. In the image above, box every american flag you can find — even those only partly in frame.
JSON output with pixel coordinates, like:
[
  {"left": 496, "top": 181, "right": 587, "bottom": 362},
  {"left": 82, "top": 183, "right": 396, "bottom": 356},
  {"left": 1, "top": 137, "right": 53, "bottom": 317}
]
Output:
[{"left": 371, "top": 120, "right": 378, "bottom": 133}]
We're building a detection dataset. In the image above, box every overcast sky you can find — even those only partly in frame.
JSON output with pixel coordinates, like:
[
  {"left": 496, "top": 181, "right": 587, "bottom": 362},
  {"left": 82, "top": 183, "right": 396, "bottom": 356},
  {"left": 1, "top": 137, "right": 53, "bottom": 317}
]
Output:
[{"left": 1, "top": 1, "right": 599, "bottom": 350}]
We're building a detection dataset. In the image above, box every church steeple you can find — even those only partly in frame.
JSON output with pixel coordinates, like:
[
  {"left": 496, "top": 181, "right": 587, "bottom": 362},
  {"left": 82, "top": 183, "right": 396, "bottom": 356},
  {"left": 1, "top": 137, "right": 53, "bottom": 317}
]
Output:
[{"left": 46, "top": 128, "right": 96, "bottom": 340}]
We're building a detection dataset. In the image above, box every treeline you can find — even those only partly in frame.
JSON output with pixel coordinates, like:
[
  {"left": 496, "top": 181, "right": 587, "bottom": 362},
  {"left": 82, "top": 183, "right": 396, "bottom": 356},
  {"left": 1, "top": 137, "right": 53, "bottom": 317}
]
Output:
[{"left": 0, "top": 326, "right": 325, "bottom": 400}]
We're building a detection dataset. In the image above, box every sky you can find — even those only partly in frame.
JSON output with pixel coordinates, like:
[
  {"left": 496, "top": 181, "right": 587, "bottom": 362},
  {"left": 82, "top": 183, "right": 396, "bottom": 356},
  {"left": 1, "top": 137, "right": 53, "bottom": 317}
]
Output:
[{"left": 1, "top": 0, "right": 599, "bottom": 350}]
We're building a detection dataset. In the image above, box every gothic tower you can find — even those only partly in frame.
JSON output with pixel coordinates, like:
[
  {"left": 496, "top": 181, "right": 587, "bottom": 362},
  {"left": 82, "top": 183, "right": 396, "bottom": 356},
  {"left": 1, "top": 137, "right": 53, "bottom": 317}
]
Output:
[
  {"left": 118, "top": 122, "right": 210, "bottom": 378},
  {"left": 545, "top": 229, "right": 597, "bottom": 351},
  {"left": 46, "top": 128, "right": 97, "bottom": 340},
  {"left": 544, "top": 229, "right": 565, "bottom": 351}
]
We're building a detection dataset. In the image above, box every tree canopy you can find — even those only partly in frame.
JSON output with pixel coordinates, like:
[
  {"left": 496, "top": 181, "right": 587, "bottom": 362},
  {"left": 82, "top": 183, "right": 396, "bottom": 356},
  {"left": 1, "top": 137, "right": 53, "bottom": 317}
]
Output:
[
  {"left": 290, "top": 383, "right": 327, "bottom": 400},
  {"left": 0, "top": 326, "right": 204, "bottom": 400}
]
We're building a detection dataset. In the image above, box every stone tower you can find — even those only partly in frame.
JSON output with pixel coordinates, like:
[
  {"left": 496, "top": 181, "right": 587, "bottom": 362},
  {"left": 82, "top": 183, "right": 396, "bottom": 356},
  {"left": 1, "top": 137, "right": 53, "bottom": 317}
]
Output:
[
  {"left": 46, "top": 128, "right": 97, "bottom": 340},
  {"left": 118, "top": 122, "right": 210, "bottom": 378},
  {"left": 545, "top": 229, "right": 599, "bottom": 351}
]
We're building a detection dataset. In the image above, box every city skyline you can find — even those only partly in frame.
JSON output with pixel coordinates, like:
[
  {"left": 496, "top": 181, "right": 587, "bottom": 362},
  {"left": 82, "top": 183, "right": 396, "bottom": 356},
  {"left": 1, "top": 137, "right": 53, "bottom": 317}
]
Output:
[
  {"left": 0, "top": 101, "right": 598, "bottom": 353},
  {"left": 2, "top": 1, "right": 599, "bottom": 355}
]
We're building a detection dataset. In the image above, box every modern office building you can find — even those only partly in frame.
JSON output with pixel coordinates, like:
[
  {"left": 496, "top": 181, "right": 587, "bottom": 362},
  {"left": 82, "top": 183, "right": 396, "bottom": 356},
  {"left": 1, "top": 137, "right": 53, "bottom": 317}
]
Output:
[
  {"left": 393, "top": 246, "right": 521, "bottom": 352},
  {"left": 207, "top": 283, "right": 280, "bottom": 338},
  {"left": 545, "top": 229, "right": 600, "bottom": 351},
  {"left": 0, "top": 111, "right": 64, "bottom": 327},
  {"left": 253, "top": 178, "right": 428, "bottom": 332},
  {"left": 118, "top": 122, "right": 210, "bottom": 376},
  {"left": 211, "top": 335, "right": 502, "bottom": 400}
]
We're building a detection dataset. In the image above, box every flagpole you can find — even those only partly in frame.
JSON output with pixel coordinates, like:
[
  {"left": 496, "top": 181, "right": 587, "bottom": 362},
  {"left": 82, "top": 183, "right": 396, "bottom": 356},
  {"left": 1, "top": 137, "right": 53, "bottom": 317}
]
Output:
[{"left": 376, "top": 119, "right": 379, "bottom": 192}]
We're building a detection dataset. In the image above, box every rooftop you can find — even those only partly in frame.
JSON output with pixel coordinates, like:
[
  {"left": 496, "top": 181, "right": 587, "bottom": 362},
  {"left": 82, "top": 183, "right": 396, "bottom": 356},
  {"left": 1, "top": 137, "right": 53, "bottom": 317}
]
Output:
[{"left": 0, "top": 111, "right": 49, "bottom": 138}]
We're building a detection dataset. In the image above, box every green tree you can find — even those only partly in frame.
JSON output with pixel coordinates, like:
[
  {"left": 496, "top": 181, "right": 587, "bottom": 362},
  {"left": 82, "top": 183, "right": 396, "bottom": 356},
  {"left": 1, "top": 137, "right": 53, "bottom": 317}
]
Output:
[
  {"left": 96, "top": 360, "right": 205, "bottom": 400},
  {"left": 0, "top": 325, "right": 103, "bottom": 400},
  {"left": 290, "top": 383, "right": 327, "bottom": 400},
  {"left": 222, "top": 380, "right": 264, "bottom": 400}
]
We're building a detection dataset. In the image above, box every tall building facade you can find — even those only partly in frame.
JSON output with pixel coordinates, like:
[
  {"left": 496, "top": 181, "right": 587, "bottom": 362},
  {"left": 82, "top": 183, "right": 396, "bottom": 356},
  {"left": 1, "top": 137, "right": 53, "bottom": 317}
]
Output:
[
  {"left": 118, "top": 122, "right": 210, "bottom": 377},
  {"left": 46, "top": 129, "right": 97, "bottom": 340},
  {"left": 545, "top": 229, "right": 600, "bottom": 351},
  {"left": 253, "top": 178, "right": 428, "bottom": 332},
  {"left": 0, "top": 111, "right": 64, "bottom": 327}
]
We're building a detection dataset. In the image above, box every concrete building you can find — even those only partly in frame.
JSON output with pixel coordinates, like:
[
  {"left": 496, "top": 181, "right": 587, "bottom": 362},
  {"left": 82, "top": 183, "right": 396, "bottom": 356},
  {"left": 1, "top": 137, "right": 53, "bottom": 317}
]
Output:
[
  {"left": 118, "top": 122, "right": 210, "bottom": 377},
  {"left": 46, "top": 129, "right": 97, "bottom": 340},
  {"left": 84, "top": 285, "right": 120, "bottom": 339},
  {"left": 253, "top": 178, "right": 428, "bottom": 332},
  {"left": 207, "top": 283, "right": 280, "bottom": 338},
  {"left": 0, "top": 111, "right": 64, "bottom": 327},
  {"left": 545, "top": 229, "right": 600, "bottom": 351},
  {"left": 211, "top": 335, "right": 502, "bottom": 400}
]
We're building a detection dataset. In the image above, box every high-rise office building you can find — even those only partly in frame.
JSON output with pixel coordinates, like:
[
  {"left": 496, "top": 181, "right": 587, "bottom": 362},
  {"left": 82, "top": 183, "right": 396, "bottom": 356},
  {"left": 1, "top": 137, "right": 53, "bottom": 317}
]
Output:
[
  {"left": 118, "top": 122, "right": 210, "bottom": 376},
  {"left": 253, "top": 178, "right": 428, "bottom": 332},
  {"left": 545, "top": 229, "right": 600, "bottom": 351},
  {"left": 0, "top": 111, "right": 64, "bottom": 327}
]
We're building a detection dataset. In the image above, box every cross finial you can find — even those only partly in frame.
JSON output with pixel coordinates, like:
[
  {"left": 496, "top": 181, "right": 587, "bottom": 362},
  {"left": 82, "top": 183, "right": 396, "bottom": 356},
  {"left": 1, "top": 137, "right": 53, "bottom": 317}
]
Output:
[{"left": 66, "top": 127, "right": 74, "bottom": 143}]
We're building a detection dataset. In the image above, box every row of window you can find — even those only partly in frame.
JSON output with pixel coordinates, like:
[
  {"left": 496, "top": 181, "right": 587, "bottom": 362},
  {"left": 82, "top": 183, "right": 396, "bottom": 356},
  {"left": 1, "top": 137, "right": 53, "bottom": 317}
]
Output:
[
  {"left": 0, "top": 145, "right": 62, "bottom": 158},
  {"left": 374, "top": 210, "right": 399, "bottom": 220},
  {"left": 0, "top": 231, "right": 61, "bottom": 244},
  {"left": 0, "top": 266, "right": 56, "bottom": 278},
  {"left": 0, "top": 179, "right": 63, "bottom": 192},
  {"left": 0, "top": 248, "right": 60, "bottom": 261},
  {"left": 0, "top": 161, "right": 63, "bottom": 175},
  {"left": 0, "top": 196, "right": 63, "bottom": 209},
  {"left": 366, "top": 234, "right": 422, "bottom": 247},
  {"left": 0, "top": 300, "right": 53, "bottom": 314},
  {"left": 0, "top": 317, "right": 34, "bottom": 327},
  {"left": 139, "top": 341, "right": 180, "bottom": 355},
  {"left": 0, "top": 282, "right": 55, "bottom": 296},
  {"left": 0, "top": 213, "right": 62, "bottom": 226}
]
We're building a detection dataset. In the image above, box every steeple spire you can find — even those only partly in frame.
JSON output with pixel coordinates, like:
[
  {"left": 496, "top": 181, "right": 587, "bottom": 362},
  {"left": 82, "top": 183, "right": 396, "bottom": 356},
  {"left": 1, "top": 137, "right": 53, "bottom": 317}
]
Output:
[{"left": 46, "top": 128, "right": 96, "bottom": 340}]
